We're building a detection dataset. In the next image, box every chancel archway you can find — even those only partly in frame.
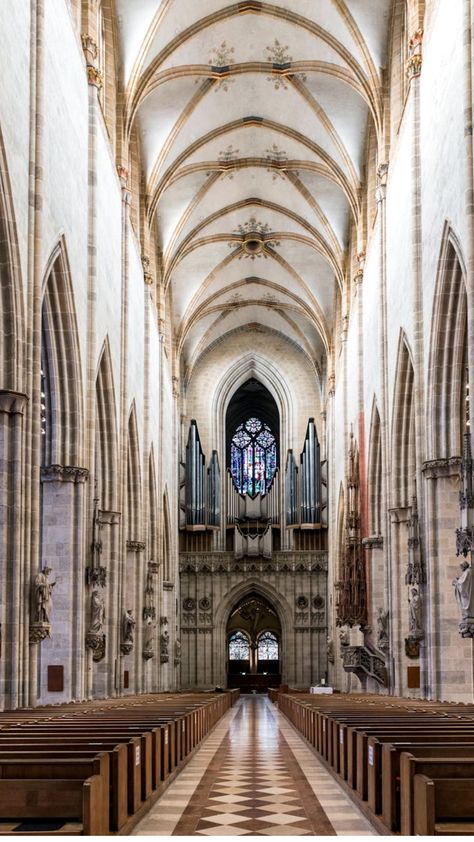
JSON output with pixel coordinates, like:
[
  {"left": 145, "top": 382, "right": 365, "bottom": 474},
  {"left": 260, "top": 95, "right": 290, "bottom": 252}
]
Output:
[{"left": 226, "top": 592, "right": 281, "bottom": 692}]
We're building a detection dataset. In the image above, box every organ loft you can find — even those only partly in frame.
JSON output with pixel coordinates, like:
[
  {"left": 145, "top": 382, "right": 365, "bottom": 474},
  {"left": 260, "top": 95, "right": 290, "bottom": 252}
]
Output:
[{"left": 1, "top": 0, "right": 474, "bottom": 836}]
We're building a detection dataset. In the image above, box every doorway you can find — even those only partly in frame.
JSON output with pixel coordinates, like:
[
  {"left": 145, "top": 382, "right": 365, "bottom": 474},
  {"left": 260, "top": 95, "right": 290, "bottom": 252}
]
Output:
[{"left": 226, "top": 593, "right": 281, "bottom": 692}]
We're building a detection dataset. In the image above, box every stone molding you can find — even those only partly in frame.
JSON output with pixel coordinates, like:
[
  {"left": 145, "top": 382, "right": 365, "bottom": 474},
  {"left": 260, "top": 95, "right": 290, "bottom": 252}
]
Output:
[
  {"left": 98, "top": 510, "right": 121, "bottom": 526},
  {"left": 0, "top": 390, "right": 28, "bottom": 415},
  {"left": 179, "top": 551, "right": 328, "bottom": 576},
  {"left": 362, "top": 535, "right": 384, "bottom": 550},
  {"left": 41, "top": 464, "right": 89, "bottom": 483},
  {"left": 163, "top": 581, "right": 175, "bottom": 590},
  {"left": 126, "top": 540, "right": 145, "bottom": 552},
  {"left": 422, "top": 457, "right": 462, "bottom": 479},
  {"left": 389, "top": 506, "right": 411, "bottom": 524},
  {"left": 406, "top": 29, "right": 423, "bottom": 81}
]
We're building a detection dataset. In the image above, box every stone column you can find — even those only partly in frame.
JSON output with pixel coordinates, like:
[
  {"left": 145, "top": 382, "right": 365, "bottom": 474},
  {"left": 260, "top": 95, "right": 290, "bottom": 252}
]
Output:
[{"left": 0, "top": 391, "right": 28, "bottom": 709}]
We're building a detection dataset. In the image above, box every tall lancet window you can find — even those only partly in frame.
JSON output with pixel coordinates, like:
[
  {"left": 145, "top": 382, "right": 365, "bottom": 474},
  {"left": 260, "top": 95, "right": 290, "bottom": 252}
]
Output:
[{"left": 230, "top": 417, "right": 277, "bottom": 497}]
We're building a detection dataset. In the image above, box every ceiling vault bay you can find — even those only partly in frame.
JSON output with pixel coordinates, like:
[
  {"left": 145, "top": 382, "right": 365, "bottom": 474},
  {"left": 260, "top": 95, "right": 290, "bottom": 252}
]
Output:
[{"left": 117, "top": 0, "right": 391, "bottom": 385}]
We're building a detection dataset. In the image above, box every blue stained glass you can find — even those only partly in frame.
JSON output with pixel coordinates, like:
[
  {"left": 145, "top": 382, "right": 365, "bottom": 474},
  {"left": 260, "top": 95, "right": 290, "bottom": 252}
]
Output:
[{"left": 230, "top": 416, "right": 277, "bottom": 497}]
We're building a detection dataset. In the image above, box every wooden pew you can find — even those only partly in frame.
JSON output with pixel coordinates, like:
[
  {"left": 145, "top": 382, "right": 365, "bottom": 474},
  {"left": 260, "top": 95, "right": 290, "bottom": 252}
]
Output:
[
  {"left": 414, "top": 774, "right": 474, "bottom": 836},
  {"left": 0, "top": 755, "right": 109, "bottom": 835},
  {"left": 400, "top": 754, "right": 474, "bottom": 835}
]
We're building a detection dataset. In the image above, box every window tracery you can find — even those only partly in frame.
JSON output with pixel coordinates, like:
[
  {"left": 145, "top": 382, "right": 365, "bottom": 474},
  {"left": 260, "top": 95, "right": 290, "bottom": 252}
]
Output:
[
  {"left": 257, "top": 631, "right": 279, "bottom": 661},
  {"left": 230, "top": 416, "right": 277, "bottom": 497},
  {"left": 228, "top": 631, "right": 250, "bottom": 660}
]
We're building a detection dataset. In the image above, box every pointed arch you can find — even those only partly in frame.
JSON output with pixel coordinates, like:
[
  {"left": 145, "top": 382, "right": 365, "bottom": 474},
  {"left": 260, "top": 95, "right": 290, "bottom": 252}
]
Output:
[
  {"left": 0, "top": 129, "right": 23, "bottom": 390},
  {"left": 148, "top": 446, "right": 158, "bottom": 561},
  {"left": 367, "top": 399, "right": 382, "bottom": 536},
  {"left": 41, "top": 238, "right": 83, "bottom": 466},
  {"left": 392, "top": 331, "right": 416, "bottom": 507},
  {"left": 427, "top": 225, "right": 468, "bottom": 460},
  {"left": 162, "top": 485, "right": 172, "bottom": 581},
  {"left": 126, "top": 401, "right": 142, "bottom": 540},
  {"left": 95, "top": 337, "right": 118, "bottom": 511}
]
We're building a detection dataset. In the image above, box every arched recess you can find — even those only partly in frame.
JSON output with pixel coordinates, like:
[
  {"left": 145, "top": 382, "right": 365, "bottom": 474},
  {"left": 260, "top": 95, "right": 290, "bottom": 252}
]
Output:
[
  {"left": 212, "top": 578, "right": 293, "bottom": 686},
  {"left": 126, "top": 402, "right": 142, "bottom": 542},
  {"left": 427, "top": 227, "right": 468, "bottom": 460},
  {"left": 367, "top": 400, "right": 382, "bottom": 536},
  {"left": 41, "top": 239, "right": 83, "bottom": 467},
  {"left": 162, "top": 487, "right": 172, "bottom": 583},
  {"left": 391, "top": 332, "right": 416, "bottom": 508},
  {"left": 95, "top": 338, "right": 118, "bottom": 512},
  {"left": 37, "top": 239, "right": 86, "bottom": 704},
  {"left": 148, "top": 447, "right": 158, "bottom": 562},
  {"left": 0, "top": 129, "right": 23, "bottom": 390}
]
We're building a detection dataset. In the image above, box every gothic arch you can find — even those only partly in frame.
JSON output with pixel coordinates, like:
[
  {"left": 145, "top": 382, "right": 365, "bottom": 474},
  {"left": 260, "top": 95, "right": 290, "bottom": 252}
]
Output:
[
  {"left": 367, "top": 399, "right": 382, "bottom": 536},
  {"left": 148, "top": 447, "right": 158, "bottom": 561},
  {"left": 95, "top": 337, "right": 118, "bottom": 511},
  {"left": 391, "top": 331, "right": 416, "bottom": 508},
  {"left": 126, "top": 401, "right": 141, "bottom": 541},
  {"left": 0, "top": 129, "right": 23, "bottom": 391},
  {"left": 41, "top": 238, "right": 83, "bottom": 466},
  {"left": 211, "top": 352, "right": 293, "bottom": 459},
  {"left": 214, "top": 578, "right": 293, "bottom": 641},
  {"left": 162, "top": 486, "right": 172, "bottom": 582},
  {"left": 427, "top": 225, "right": 468, "bottom": 460}
]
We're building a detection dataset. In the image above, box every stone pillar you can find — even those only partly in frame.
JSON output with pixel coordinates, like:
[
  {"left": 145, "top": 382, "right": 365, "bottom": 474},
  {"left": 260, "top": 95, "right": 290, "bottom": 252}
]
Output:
[
  {"left": 0, "top": 391, "right": 28, "bottom": 709},
  {"left": 37, "top": 466, "right": 88, "bottom": 704}
]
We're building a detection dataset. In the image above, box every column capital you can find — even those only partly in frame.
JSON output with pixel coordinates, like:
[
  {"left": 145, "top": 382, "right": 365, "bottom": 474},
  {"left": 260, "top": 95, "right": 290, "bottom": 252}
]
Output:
[
  {"left": 41, "top": 465, "right": 89, "bottom": 483},
  {"left": 0, "top": 390, "right": 28, "bottom": 415}
]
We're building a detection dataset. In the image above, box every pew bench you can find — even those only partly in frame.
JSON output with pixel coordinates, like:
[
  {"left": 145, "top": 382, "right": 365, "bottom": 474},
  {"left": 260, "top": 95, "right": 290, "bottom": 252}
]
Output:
[{"left": 414, "top": 774, "right": 474, "bottom": 836}]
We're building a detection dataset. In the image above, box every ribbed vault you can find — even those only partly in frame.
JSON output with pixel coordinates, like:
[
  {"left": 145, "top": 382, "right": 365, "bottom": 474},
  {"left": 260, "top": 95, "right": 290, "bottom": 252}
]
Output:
[{"left": 117, "top": 0, "right": 392, "bottom": 381}]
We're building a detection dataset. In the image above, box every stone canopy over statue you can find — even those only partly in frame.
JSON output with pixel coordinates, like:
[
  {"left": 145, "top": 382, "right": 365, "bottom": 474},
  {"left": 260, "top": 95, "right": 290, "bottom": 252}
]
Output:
[{"left": 453, "top": 559, "right": 474, "bottom": 637}]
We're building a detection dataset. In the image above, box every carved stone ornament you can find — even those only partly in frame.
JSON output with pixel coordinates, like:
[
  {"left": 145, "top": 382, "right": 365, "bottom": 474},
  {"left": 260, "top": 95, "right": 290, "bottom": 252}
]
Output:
[
  {"left": 120, "top": 609, "right": 135, "bottom": 654},
  {"left": 406, "top": 29, "right": 423, "bottom": 80},
  {"left": 296, "top": 595, "right": 308, "bottom": 609},
  {"left": 86, "top": 631, "right": 106, "bottom": 662},
  {"left": 199, "top": 597, "right": 212, "bottom": 612},
  {"left": 29, "top": 622, "right": 51, "bottom": 644},
  {"left": 312, "top": 595, "right": 325, "bottom": 610},
  {"left": 86, "top": 64, "right": 103, "bottom": 89},
  {"left": 183, "top": 597, "right": 196, "bottom": 612},
  {"left": 41, "top": 465, "right": 89, "bottom": 483},
  {"left": 86, "top": 566, "right": 107, "bottom": 588},
  {"left": 456, "top": 527, "right": 474, "bottom": 558},
  {"left": 33, "top": 566, "right": 55, "bottom": 625},
  {"left": 160, "top": 630, "right": 169, "bottom": 663},
  {"left": 405, "top": 636, "right": 421, "bottom": 659},
  {"left": 143, "top": 617, "right": 155, "bottom": 660},
  {"left": 376, "top": 607, "right": 390, "bottom": 654},
  {"left": 174, "top": 638, "right": 181, "bottom": 665},
  {"left": 327, "top": 636, "right": 335, "bottom": 664}
]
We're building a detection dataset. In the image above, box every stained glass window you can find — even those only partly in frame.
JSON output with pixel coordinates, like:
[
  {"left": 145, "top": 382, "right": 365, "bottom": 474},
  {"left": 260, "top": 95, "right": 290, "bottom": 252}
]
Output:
[
  {"left": 228, "top": 631, "right": 250, "bottom": 660},
  {"left": 257, "top": 631, "right": 279, "bottom": 661},
  {"left": 230, "top": 417, "right": 277, "bottom": 497}
]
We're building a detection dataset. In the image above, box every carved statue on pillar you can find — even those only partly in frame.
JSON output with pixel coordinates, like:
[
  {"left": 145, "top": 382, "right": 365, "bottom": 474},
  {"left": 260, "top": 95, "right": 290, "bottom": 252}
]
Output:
[
  {"left": 30, "top": 566, "right": 55, "bottom": 643},
  {"left": 120, "top": 609, "right": 136, "bottom": 655},
  {"left": 174, "top": 637, "right": 181, "bottom": 666},
  {"left": 376, "top": 607, "right": 390, "bottom": 654},
  {"left": 453, "top": 560, "right": 474, "bottom": 637},
  {"left": 405, "top": 586, "right": 424, "bottom": 658},
  {"left": 327, "top": 635, "right": 335, "bottom": 664},
  {"left": 143, "top": 617, "right": 155, "bottom": 660},
  {"left": 160, "top": 629, "right": 169, "bottom": 663},
  {"left": 86, "top": 589, "right": 106, "bottom": 661},
  {"left": 336, "top": 432, "right": 367, "bottom": 629}
]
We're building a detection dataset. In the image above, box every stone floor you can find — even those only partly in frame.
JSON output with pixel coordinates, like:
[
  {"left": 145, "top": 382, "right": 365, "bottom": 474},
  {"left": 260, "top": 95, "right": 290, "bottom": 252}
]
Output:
[{"left": 132, "top": 695, "right": 376, "bottom": 836}]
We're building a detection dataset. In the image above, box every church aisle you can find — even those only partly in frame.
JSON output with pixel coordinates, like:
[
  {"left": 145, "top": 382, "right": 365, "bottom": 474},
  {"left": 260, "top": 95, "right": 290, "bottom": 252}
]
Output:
[{"left": 132, "top": 696, "right": 375, "bottom": 836}]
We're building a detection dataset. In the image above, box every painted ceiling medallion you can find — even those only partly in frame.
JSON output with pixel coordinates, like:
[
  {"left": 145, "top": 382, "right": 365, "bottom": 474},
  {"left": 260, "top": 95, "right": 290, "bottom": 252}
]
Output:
[
  {"left": 265, "top": 144, "right": 289, "bottom": 180},
  {"left": 218, "top": 144, "right": 240, "bottom": 179},
  {"left": 265, "top": 39, "right": 307, "bottom": 90},
  {"left": 209, "top": 41, "right": 235, "bottom": 92},
  {"left": 229, "top": 217, "right": 281, "bottom": 260}
]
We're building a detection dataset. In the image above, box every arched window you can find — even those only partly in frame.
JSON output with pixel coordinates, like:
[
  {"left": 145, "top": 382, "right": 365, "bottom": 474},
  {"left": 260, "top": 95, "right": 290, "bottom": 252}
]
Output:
[
  {"left": 230, "top": 417, "right": 277, "bottom": 497},
  {"left": 257, "top": 631, "right": 279, "bottom": 660},
  {"left": 228, "top": 631, "right": 250, "bottom": 660}
]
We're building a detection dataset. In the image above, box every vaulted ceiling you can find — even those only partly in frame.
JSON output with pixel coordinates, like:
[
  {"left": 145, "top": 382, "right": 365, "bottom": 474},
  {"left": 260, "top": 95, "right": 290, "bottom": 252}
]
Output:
[{"left": 117, "top": 1, "right": 392, "bottom": 382}]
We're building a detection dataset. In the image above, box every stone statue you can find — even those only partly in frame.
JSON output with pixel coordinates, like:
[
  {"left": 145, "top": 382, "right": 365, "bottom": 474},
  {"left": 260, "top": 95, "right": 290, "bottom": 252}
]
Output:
[
  {"left": 143, "top": 617, "right": 154, "bottom": 660},
  {"left": 408, "top": 587, "right": 423, "bottom": 637},
  {"left": 327, "top": 635, "right": 335, "bottom": 664},
  {"left": 339, "top": 628, "right": 350, "bottom": 649},
  {"left": 122, "top": 609, "right": 135, "bottom": 644},
  {"left": 453, "top": 560, "right": 474, "bottom": 637},
  {"left": 376, "top": 607, "right": 390, "bottom": 653},
  {"left": 34, "top": 566, "right": 55, "bottom": 625},
  {"left": 90, "top": 589, "right": 105, "bottom": 634},
  {"left": 160, "top": 629, "right": 169, "bottom": 663},
  {"left": 174, "top": 637, "right": 181, "bottom": 665}
]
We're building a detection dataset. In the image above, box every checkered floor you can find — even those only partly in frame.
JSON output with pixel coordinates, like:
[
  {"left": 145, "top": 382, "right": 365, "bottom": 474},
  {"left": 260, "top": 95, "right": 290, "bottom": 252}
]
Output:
[{"left": 133, "top": 695, "right": 376, "bottom": 836}]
